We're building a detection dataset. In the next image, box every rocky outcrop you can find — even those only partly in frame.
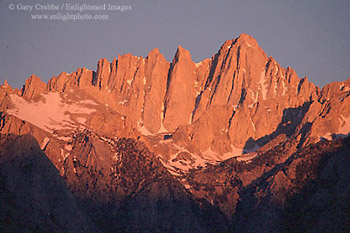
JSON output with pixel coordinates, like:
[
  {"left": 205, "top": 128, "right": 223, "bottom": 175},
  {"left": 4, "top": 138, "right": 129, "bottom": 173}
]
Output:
[
  {"left": 21, "top": 74, "right": 47, "bottom": 99},
  {"left": 302, "top": 77, "right": 350, "bottom": 144},
  {"left": 233, "top": 136, "right": 350, "bottom": 233},
  {"left": 183, "top": 136, "right": 350, "bottom": 233},
  {"left": 143, "top": 48, "right": 169, "bottom": 133},
  {"left": 3, "top": 33, "right": 350, "bottom": 171},
  {"left": 163, "top": 46, "right": 197, "bottom": 131},
  {"left": 169, "top": 34, "right": 319, "bottom": 159},
  {"left": 63, "top": 134, "right": 226, "bottom": 232},
  {"left": 0, "top": 113, "right": 227, "bottom": 232},
  {"left": 1, "top": 32, "right": 350, "bottom": 232}
]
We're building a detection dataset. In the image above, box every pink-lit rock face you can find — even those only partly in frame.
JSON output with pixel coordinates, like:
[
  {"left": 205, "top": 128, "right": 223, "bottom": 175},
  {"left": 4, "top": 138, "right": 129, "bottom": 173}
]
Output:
[
  {"left": 21, "top": 74, "right": 47, "bottom": 99},
  {"left": 2, "top": 34, "right": 350, "bottom": 173},
  {"left": 1, "top": 34, "right": 349, "bottom": 233}
]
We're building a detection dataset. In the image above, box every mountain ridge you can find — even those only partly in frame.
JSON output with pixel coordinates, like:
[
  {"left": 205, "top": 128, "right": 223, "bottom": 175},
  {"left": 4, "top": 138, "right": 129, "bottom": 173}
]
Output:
[
  {"left": 1, "top": 33, "right": 350, "bottom": 173},
  {"left": 1, "top": 33, "right": 350, "bottom": 232}
]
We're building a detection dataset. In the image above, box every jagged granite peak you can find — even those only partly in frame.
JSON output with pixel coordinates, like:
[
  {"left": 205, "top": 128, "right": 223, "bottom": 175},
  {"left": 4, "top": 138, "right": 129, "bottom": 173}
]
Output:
[
  {"left": 2, "top": 34, "right": 350, "bottom": 171},
  {"left": 299, "top": 77, "right": 350, "bottom": 145},
  {"left": 169, "top": 34, "right": 319, "bottom": 159},
  {"left": 163, "top": 45, "right": 197, "bottom": 131},
  {"left": 142, "top": 47, "right": 169, "bottom": 134},
  {"left": 21, "top": 74, "right": 47, "bottom": 99},
  {"left": 94, "top": 57, "right": 111, "bottom": 90},
  {"left": 1, "top": 34, "right": 350, "bottom": 233},
  {"left": 2, "top": 79, "right": 10, "bottom": 88}
]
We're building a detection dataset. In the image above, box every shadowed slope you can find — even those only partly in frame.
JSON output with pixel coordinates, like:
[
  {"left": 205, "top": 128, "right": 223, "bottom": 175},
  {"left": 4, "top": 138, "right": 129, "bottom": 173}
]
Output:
[{"left": 0, "top": 133, "right": 97, "bottom": 232}]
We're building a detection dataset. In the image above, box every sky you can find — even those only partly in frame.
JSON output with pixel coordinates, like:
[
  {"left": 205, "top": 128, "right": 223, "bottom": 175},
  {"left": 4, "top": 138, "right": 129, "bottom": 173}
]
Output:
[{"left": 0, "top": 0, "right": 349, "bottom": 89}]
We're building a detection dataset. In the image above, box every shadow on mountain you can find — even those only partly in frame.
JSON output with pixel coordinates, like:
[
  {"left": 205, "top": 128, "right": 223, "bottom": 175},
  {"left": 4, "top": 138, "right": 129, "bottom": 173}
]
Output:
[
  {"left": 243, "top": 101, "right": 312, "bottom": 153},
  {"left": 322, "top": 132, "right": 350, "bottom": 141},
  {"left": 233, "top": 136, "right": 350, "bottom": 233},
  {"left": 281, "top": 138, "right": 350, "bottom": 233},
  {"left": 63, "top": 136, "right": 228, "bottom": 232},
  {"left": 0, "top": 133, "right": 97, "bottom": 232},
  {"left": 0, "top": 133, "right": 228, "bottom": 232}
]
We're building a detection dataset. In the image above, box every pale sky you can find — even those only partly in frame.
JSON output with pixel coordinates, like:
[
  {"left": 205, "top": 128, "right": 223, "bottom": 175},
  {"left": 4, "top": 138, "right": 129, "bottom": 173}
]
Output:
[{"left": 1, "top": 0, "right": 349, "bottom": 88}]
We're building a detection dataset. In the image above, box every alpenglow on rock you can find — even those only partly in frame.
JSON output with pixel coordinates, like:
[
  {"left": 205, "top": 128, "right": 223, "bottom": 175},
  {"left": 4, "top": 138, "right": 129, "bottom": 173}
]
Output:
[
  {"left": 1, "top": 33, "right": 350, "bottom": 233},
  {"left": 1, "top": 33, "right": 350, "bottom": 173}
]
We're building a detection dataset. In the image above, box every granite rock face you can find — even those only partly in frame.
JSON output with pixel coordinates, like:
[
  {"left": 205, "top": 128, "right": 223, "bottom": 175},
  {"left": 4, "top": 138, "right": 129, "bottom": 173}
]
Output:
[
  {"left": 11, "top": 34, "right": 349, "bottom": 163},
  {"left": 21, "top": 74, "right": 47, "bottom": 99},
  {"left": 1, "top": 34, "right": 350, "bottom": 232}
]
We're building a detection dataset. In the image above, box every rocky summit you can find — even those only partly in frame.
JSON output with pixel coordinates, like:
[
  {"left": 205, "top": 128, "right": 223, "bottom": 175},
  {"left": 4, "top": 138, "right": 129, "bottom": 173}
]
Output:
[{"left": 1, "top": 34, "right": 349, "bottom": 232}]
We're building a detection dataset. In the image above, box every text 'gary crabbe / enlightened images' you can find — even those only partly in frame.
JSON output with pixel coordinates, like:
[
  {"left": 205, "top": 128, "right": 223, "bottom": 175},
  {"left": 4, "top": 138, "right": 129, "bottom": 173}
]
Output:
[{"left": 8, "top": 2, "right": 132, "bottom": 21}]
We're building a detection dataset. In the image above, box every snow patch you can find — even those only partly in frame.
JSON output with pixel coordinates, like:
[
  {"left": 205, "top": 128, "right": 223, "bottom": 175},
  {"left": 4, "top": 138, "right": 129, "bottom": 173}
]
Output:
[
  {"left": 158, "top": 123, "right": 168, "bottom": 134},
  {"left": 201, "top": 147, "right": 219, "bottom": 161},
  {"left": 195, "top": 61, "right": 202, "bottom": 68},
  {"left": 64, "top": 144, "right": 72, "bottom": 151},
  {"left": 194, "top": 80, "right": 201, "bottom": 95},
  {"left": 248, "top": 89, "right": 258, "bottom": 108},
  {"left": 57, "top": 136, "right": 70, "bottom": 141},
  {"left": 118, "top": 99, "right": 128, "bottom": 105},
  {"left": 343, "top": 86, "right": 350, "bottom": 92},
  {"left": 7, "top": 93, "right": 96, "bottom": 133},
  {"left": 338, "top": 114, "right": 350, "bottom": 135},
  {"left": 41, "top": 137, "right": 50, "bottom": 150},
  {"left": 221, "top": 143, "right": 260, "bottom": 161},
  {"left": 231, "top": 105, "right": 239, "bottom": 111},
  {"left": 321, "top": 133, "right": 333, "bottom": 141},
  {"left": 320, "top": 114, "right": 350, "bottom": 140},
  {"left": 113, "top": 152, "right": 120, "bottom": 161},
  {"left": 78, "top": 99, "right": 98, "bottom": 105},
  {"left": 249, "top": 116, "right": 256, "bottom": 131},
  {"left": 60, "top": 148, "right": 69, "bottom": 161},
  {"left": 157, "top": 140, "right": 212, "bottom": 174},
  {"left": 217, "top": 145, "right": 247, "bottom": 160},
  {"left": 137, "top": 120, "right": 153, "bottom": 136},
  {"left": 243, "top": 142, "right": 260, "bottom": 153},
  {"left": 157, "top": 104, "right": 167, "bottom": 134},
  {"left": 76, "top": 117, "right": 87, "bottom": 124},
  {"left": 282, "top": 79, "right": 286, "bottom": 96},
  {"left": 259, "top": 71, "right": 268, "bottom": 100},
  {"left": 236, "top": 153, "right": 258, "bottom": 162}
]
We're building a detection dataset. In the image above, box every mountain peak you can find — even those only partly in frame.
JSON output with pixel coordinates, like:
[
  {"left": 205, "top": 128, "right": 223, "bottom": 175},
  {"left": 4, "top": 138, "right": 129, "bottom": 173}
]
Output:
[
  {"left": 236, "top": 33, "right": 258, "bottom": 45},
  {"left": 21, "top": 74, "right": 46, "bottom": 99},
  {"left": 147, "top": 47, "right": 166, "bottom": 62},
  {"left": 148, "top": 47, "right": 160, "bottom": 55},
  {"left": 4, "top": 34, "right": 349, "bottom": 166},
  {"left": 1, "top": 34, "right": 349, "bottom": 233},
  {"left": 2, "top": 79, "right": 10, "bottom": 88},
  {"left": 174, "top": 45, "right": 192, "bottom": 61},
  {"left": 237, "top": 33, "right": 258, "bottom": 48}
]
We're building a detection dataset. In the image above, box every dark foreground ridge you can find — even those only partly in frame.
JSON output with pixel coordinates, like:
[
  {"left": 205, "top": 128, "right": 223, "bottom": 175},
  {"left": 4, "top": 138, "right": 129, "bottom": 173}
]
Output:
[{"left": 1, "top": 131, "right": 349, "bottom": 232}]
